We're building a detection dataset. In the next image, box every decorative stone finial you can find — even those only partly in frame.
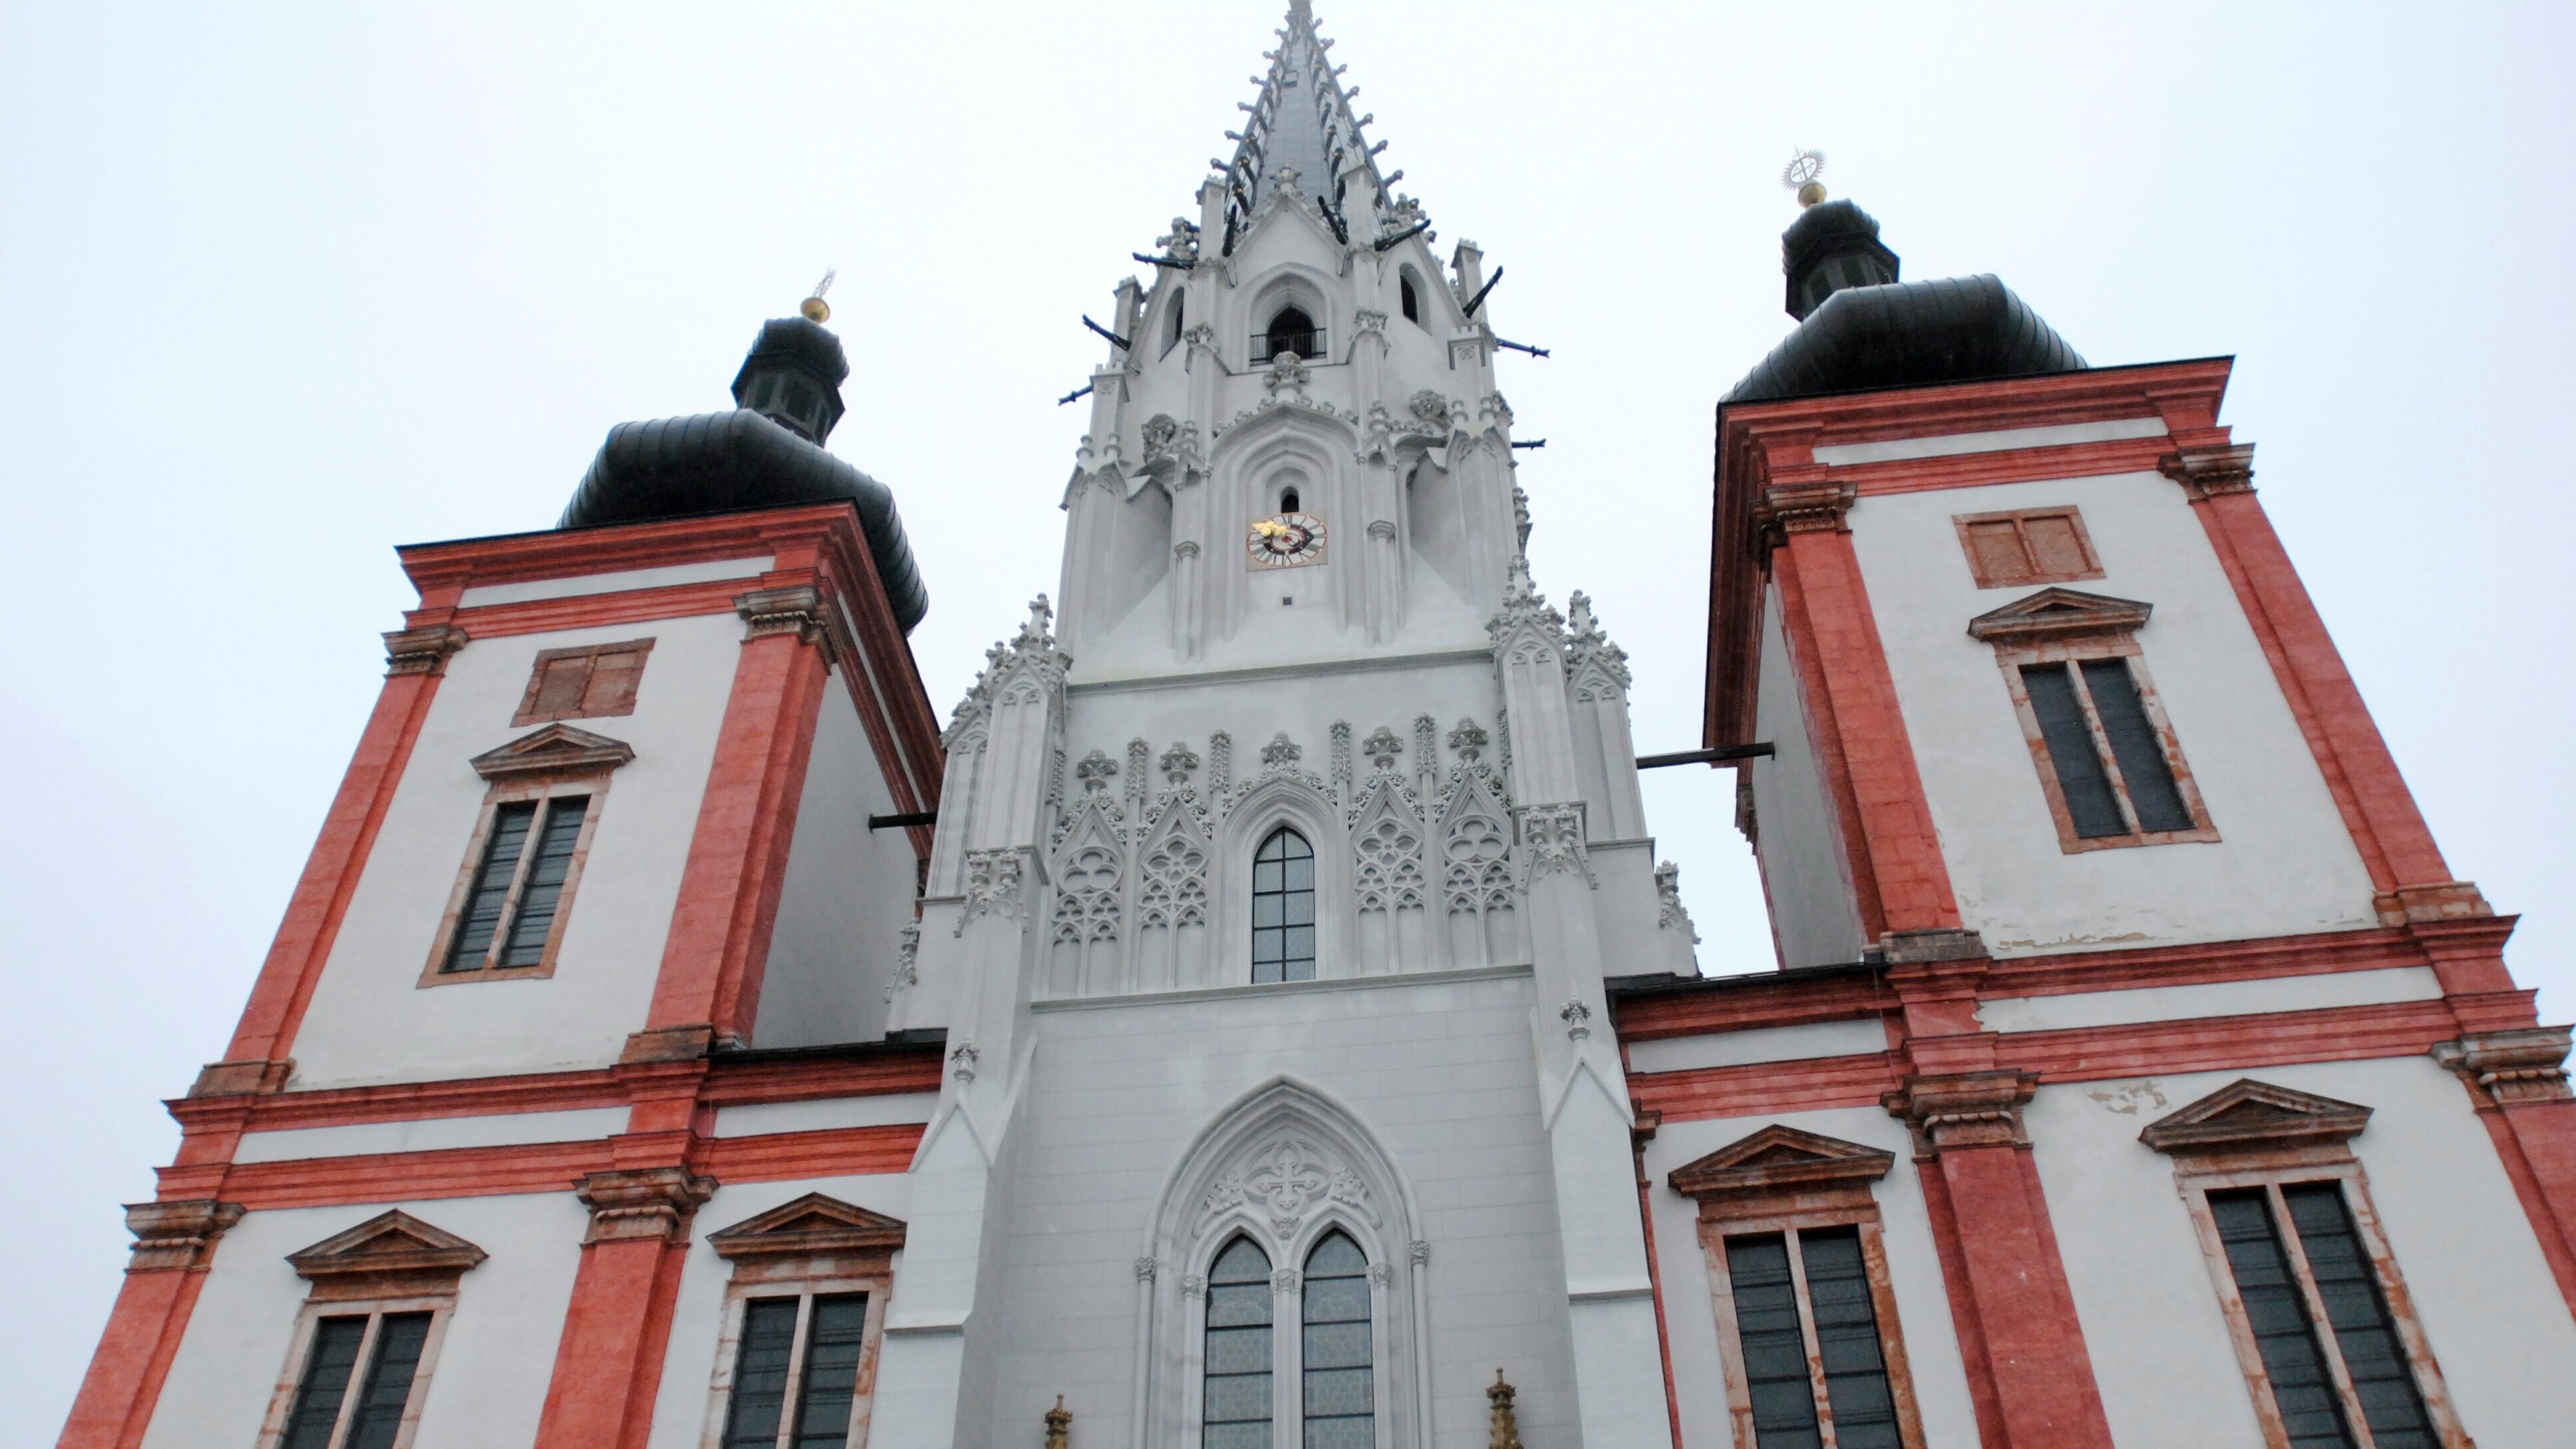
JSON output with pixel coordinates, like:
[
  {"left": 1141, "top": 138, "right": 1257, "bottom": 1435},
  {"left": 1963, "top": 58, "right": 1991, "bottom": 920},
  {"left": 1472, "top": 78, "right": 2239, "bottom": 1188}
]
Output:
[
  {"left": 1488, "top": 1370, "right": 1523, "bottom": 1449},
  {"left": 1361, "top": 726, "right": 1404, "bottom": 772},
  {"left": 1043, "top": 1394, "right": 1071, "bottom": 1449}
]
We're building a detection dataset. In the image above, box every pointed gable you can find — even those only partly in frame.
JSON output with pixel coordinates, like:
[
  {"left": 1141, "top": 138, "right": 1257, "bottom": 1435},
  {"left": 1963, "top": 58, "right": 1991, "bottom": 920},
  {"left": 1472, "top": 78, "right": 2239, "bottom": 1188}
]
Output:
[
  {"left": 707, "top": 1194, "right": 907, "bottom": 1263},
  {"left": 469, "top": 722, "right": 636, "bottom": 780},
  {"left": 2140, "top": 1078, "right": 2372, "bottom": 1154},
  {"left": 1965, "top": 586, "right": 2153, "bottom": 645},
  {"left": 1668, "top": 1124, "right": 1896, "bottom": 1209},
  {"left": 286, "top": 1210, "right": 487, "bottom": 1300}
]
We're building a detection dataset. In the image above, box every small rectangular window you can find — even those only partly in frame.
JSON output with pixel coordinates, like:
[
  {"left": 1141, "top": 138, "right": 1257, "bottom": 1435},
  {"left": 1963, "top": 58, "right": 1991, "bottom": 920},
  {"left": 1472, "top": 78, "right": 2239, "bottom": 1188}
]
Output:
[
  {"left": 1721, "top": 1228, "right": 1906, "bottom": 1449},
  {"left": 432, "top": 792, "right": 595, "bottom": 979},
  {"left": 1953, "top": 508, "right": 2105, "bottom": 588},
  {"left": 514, "top": 639, "right": 655, "bottom": 726},
  {"left": 723, "top": 1294, "right": 874, "bottom": 1449},
  {"left": 277, "top": 1311, "right": 436, "bottom": 1449},
  {"left": 2012, "top": 653, "right": 2211, "bottom": 850}
]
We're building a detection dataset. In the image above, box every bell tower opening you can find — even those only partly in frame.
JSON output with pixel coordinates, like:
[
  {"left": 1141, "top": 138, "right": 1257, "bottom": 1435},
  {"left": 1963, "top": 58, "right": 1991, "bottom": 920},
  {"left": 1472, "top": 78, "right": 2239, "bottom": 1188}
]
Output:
[{"left": 1262, "top": 306, "right": 1318, "bottom": 363}]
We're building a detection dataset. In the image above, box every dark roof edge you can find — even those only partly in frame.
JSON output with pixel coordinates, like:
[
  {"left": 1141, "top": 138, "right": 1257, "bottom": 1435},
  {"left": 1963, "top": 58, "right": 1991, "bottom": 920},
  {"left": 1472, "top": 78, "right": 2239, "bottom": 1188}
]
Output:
[
  {"left": 1712, "top": 351, "right": 2243, "bottom": 421},
  {"left": 1606, "top": 959, "right": 1889, "bottom": 1000}
]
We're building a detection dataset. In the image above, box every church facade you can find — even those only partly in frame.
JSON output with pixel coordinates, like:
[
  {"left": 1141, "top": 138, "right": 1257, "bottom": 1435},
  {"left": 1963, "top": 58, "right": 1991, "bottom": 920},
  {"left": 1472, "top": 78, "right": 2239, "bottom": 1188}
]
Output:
[{"left": 59, "top": 7, "right": 2576, "bottom": 1449}]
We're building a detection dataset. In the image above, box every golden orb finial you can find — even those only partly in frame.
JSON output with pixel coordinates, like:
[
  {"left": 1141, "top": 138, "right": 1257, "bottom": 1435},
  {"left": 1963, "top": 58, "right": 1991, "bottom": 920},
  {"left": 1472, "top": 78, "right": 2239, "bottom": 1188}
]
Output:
[
  {"left": 800, "top": 267, "right": 837, "bottom": 324},
  {"left": 1782, "top": 149, "right": 1827, "bottom": 208}
]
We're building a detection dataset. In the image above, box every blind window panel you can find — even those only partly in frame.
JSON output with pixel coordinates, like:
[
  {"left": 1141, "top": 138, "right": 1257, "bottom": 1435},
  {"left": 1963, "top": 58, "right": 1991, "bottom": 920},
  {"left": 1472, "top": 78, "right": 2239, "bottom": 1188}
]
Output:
[
  {"left": 2210, "top": 1191, "right": 2356, "bottom": 1449},
  {"left": 444, "top": 802, "right": 538, "bottom": 971},
  {"left": 1966, "top": 521, "right": 2035, "bottom": 586},
  {"left": 2021, "top": 665, "right": 2128, "bottom": 838},
  {"left": 1302, "top": 1233, "right": 1375, "bottom": 1449},
  {"left": 530, "top": 655, "right": 594, "bottom": 719},
  {"left": 583, "top": 647, "right": 649, "bottom": 715},
  {"left": 1799, "top": 1229, "right": 1901, "bottom": 1449},
  {"left": 723, "top": 1299, "right": 803, "bottom": 1449},
  {"left": 1204, "top": 1239, "right": 1275, "bottom": 1449},
  {"left": 496, "top": 796, "right": 588, "bottom": 967},
  {"left": 2283, "top": 1186, "right": 2438, "bottom": 1449},
  {"left": 789, "top": 1295, "right": 872, "bottom": 1449},
  {"left": 2022, "top": 513, "right": 2093, "bottom": 577},
  {"left": 1724, "top": 1235, "right": 1824, "bottom": 1449},
  {"left": 2078, "top": 660, "right": 2193, "bottom": 832},
  {"left": 279, "top": 1316, "right": 371, "bottom": 1449},
  {"left": 341, "top": 1313, "right": 432, "bottom": 1449}
]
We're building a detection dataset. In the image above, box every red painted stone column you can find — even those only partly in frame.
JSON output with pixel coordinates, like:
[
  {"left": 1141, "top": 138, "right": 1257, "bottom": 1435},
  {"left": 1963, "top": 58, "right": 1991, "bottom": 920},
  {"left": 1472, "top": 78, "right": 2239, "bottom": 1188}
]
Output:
[
  {"left": 631, "top": 587, "right": 833, "bottom": 1060},
  {"left": 1758, "top": 479, "right": 1960, "bottom": 939},
  {"left": 204, "top": 625, "right": 467, "bottom": 1092},
  {"left": 532, "top": 1167, "right": 716, "bottom": 1449},
  {"left": 57, "top": 1200, "right": 245, "bottom": 1449}
]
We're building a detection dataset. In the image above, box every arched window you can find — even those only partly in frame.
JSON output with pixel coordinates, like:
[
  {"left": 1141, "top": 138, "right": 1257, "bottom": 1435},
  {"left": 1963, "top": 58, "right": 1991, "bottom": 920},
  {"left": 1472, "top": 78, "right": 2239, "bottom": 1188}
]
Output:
[
  {"left": 1279, "top": 486, "right": 1301, "bottom": 514},
  {"left": 1168, "top": 292, "right": 1186, "bottom": 354},
  {"left": 1251, "top": 828, "right": 1317, "bottom": 983},
  {"left": 1263, "top": 306, "right": 1318, "bottom": 362},
  {"left": 1302, "top": 1233, "right": 1374, "bottom": 1449},
  {"left": 1204, "top": 1238, "right": 1274, "bottom": 1449},
  {"left": 1399, "top": 273, "right": 1420, "bottom": 325}
]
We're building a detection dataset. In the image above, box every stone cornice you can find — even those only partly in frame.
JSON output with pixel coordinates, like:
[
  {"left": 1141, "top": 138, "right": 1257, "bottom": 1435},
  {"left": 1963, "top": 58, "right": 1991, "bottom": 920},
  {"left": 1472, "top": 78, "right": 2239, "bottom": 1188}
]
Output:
[
  {"left": 575, "top": 1166, "right": 717, "bottom": 1244},
  {"left": 383, "top": 625, "right": 470, "bottom": 677},
  {"left": 122, "top": 1198, "right": 246, "bottom": 1272}
]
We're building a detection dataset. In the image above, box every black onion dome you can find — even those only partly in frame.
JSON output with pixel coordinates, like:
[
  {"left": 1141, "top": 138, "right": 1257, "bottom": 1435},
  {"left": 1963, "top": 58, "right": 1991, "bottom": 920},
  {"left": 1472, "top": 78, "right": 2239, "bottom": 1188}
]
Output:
[
  {"left": 558, "top": 409, "right": 928, "bottom": 634},
  {"left": 1722, "top": 275, "right": 2087, "bottom": 406}
]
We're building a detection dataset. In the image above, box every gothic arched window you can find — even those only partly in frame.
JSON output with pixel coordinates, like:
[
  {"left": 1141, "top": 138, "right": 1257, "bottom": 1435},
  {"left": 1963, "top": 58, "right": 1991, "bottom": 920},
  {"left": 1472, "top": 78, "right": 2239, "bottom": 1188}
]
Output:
[
  {"left": 1399, "top": 271, "right": 1420, "bottom": 325},
  {"left": 1264, "top": 306, "right": 1318, "bottom": 362},
  {"left": 1168, "top": 292, "right": 1186, "bottom": 355},
  {"left": 1251, "top": 827, "right": 1317, "bottom": 983},
  {"left": 1302, "top": 1233, "right": 1375, "bottom": 1449},
  {"left": 1204, "top": 1238, "right": 1274, "bottom": 1449}
]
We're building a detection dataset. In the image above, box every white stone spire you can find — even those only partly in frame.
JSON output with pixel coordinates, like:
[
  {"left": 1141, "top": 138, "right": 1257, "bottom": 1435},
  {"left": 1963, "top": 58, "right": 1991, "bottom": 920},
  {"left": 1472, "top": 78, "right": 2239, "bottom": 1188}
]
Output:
[{"left": 1215, "top": 2, "right": 1406, "bottom": 254}]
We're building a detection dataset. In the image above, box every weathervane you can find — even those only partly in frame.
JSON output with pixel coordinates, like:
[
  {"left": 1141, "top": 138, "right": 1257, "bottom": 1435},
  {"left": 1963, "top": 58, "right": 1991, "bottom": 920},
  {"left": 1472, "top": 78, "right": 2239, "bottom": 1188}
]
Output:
[
  {"left": 800, "top": 267, "right": 837, "bottom": 323},
  {"left": 1781, "top": 149, "right": 1827, "bottom": 208}
]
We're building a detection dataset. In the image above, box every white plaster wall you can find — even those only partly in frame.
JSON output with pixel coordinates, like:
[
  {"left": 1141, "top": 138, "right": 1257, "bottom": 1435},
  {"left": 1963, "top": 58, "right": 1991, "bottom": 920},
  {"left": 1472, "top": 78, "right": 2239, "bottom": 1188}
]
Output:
[
  {"left": 1748, "top": 582, "right": 1864, "bottom": 969},
  {"left": 989, "top": 969, "right": 1581, "bottom": 1449},
  {"left": 291, "top": 613, "right": 744, "bottom": 1088},
  {"left": 1848, "top": 470, "right": 2379, "bottom": 954},
  {"left": 2030, "top": 1056, "right": 2576, "bottom": 1449},
  {"left": 456, "top": 556, "right": 772, "bottom": 607},
  {"left": 644, "top": 1172, "right": 915, "bottom": 1449},
  {"left": 144, "top": 1192, "right": 590, "bottom": 1449},
  {"left": 1638, "top": 1107, "right": 1978, "bottom": 1449},
  {"left": 756, "top": 673, "right": 919, "bottom": 1048},
  {"left": 1624, "top": 1019, "right": 1888, "bottom": 1074},
  {"left": 234, "top": 1106, "right": 627, "bottom": 1163},
  {"left": 1977, "top": 965, "right": 2438, "bottom": 1034},
  {"left": 711, "top": 1092, "right": 939, "bottom": 1138}
]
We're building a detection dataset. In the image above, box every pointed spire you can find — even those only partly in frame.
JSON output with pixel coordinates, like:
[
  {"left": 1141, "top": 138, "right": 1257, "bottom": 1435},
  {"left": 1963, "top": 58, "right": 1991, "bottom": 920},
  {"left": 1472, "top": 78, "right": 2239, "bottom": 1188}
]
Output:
[{"left": 1213, "top": 4, "right": 1398, "bottom": 255}]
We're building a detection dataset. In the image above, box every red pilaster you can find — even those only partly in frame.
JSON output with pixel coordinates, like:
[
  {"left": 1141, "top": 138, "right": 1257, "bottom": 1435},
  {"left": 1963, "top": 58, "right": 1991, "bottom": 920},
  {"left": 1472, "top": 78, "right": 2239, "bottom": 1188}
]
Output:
[
  {"left": 638, "top": 589, "right": 834, "bottom": 1054},
  {"left": 208, "top": 626, "right": 466, "bottom": 1087},
  {"left": 57, "top": 1200, "right": 244, "bottom": 1449},
  {"left": 532, "top": 1166, "right": 715, "bottom": 1449},
  {"left": 1758, "top": 480, "right": 1959, "bottom": 938}
]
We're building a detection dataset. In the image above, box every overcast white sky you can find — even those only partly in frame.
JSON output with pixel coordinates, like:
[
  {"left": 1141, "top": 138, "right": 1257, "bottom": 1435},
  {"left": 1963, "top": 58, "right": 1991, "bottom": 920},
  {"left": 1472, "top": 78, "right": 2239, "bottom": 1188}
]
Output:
[{"left": 5, "top": 1, "right": 2572, "bottom": 1434}]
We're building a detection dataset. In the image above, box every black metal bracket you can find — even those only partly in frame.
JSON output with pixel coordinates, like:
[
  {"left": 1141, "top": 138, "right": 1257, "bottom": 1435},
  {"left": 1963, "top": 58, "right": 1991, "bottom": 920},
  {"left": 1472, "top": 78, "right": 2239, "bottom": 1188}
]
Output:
[
  {"left": 1493, "top": 337, "right": 1551, "bottom": 358},
  {"left": 869, "top": 810, "right": 939, "bottom": 830},
  {"left": 1057, "top": 383, "right": 1093, "bottom": 406},
  {"left": 1081, "top": 314, "right": 1133, "bottom": 350},
  {"left": 1635, "top": 743, "right": 1775, "bottom": 769},
  {"left": 1372, "top": 219, "right": 1431, "bottom": 252},
  {"left": 1132, "top": 251, "right": 1192, "bottom": 271},
  {"left": 1462, "top": 265, "right": 1504, "bottom": 317},
  {"left": 1510, "top": 439, "right": 1546, "bottom": 450}
]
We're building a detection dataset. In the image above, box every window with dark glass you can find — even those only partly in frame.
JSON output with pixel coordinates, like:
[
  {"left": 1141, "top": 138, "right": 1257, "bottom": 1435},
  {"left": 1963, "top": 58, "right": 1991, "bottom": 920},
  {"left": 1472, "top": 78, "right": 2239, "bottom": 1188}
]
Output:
[
  {"left": 278, "top": 1311, "right": 434, "bottom": 1449},
  {"left": 723, "top": 1293, "right": 873, "bottom": 1449},
  {"left": 2020, "top": 658, "right": 2196, "bottom": 840},
  {"left": 1303, "top": 1233, "right": 1374, "bottom": 1449},
  {"left": 1168, "top": 293, "right": 1186, "bottom": 354},
  {"left": 1399, "top": 274, "right": 1420, "bottom": 323},
  {"left": 1204, "top": 1239, "right": 1274, "bottom": 1449},
  {"left": 2210, "top": 1187, "right": 2438, "bottom": 1449},
  {"left": 441, "top": 795, "right": 589, "bottom": 973},
  {"left": 1251, "top": 828, "right": 1317, "bottom": 983},
  {"left": 1722, "top": 1229, "right": 1903, "bottom": 1449},
  {"left": 1256, "top": 307, "right": 1321, "bottom": 363}
]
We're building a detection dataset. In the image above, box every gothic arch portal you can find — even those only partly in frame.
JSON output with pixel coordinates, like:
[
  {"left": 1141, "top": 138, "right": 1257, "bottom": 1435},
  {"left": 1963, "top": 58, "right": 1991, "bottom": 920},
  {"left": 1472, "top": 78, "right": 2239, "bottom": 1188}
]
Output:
[{"left": 1132, "top": 1076, "right": 1431, "bottom": 1449}]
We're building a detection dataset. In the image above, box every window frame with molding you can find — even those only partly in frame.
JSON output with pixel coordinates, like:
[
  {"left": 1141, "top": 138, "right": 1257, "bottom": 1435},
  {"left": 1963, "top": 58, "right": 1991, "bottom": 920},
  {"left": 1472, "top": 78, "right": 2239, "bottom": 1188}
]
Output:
[
  {"left": 255, "top": 1211, "right": 487, "bottom": 1449},
  {"left": 1667, "top": 1124, "right": 1927, "bottom": 1449},
  {"left": 2142, "top": 1079, "right": 2472, "bottom": 1449},
  {"left": 699, "top": 1194, "right": 906, "bottom": 1449},
  {"left": 1968, "top": 588, "right": 2218, "bottom": 854},
  {"left": 417, "top": 723, "right": 632, "bottom": 986}
]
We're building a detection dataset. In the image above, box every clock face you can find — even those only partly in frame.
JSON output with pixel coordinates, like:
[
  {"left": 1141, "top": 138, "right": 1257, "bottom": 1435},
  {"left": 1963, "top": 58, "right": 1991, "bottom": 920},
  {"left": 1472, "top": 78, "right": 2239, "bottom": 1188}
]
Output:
[{"left": 1247, "top": 512, "right": 1327, "bottom": 568}]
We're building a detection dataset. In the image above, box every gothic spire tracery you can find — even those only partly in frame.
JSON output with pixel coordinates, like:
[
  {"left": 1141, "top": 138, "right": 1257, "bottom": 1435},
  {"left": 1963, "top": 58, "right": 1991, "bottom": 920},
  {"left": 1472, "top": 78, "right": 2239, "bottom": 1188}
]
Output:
[{"left": 1217, "top": 2, "right": 1406, "bottom": 255}]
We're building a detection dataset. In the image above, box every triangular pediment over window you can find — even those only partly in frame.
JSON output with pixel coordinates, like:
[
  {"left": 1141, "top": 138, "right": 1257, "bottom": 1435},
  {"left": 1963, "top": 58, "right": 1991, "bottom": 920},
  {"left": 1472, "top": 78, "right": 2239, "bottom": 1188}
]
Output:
[
  {"left": 707, "top": 1193, "right": 908, "bottom": 1261},
  {"left": 1966, "top": 587, "right": 2154, "bottom": 644},
  {"left": 470, "top": 723, "right": 637, "bottom": 780},
  {"left": 287, "top": 1209, "right": 488, "bottom": 1286},
  {"left": 2140, "top": 1078, "right": 2372, "bottom": 1154},
  {"left": 1668, "top": 1124, "right": 1896, "bottom": 1200}
]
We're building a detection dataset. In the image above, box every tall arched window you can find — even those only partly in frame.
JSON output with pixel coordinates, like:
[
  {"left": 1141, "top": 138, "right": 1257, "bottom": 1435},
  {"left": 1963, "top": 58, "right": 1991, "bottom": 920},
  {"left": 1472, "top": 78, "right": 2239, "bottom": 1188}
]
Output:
[
  {"left": 1263, "top": 306, "right": 1318, "bottom": 362},
  {"left": 1302, "top": 1233, "right": 1374, "bottom": 1449},
  {"left": 1252, "top": 828, "right": 1317, "bottom": 983},
  {"left": 1204, "top": 1238, "right": 1273, "bottom": 1449},
  {"left": 1168, "top": 292, "right": 1186, "bottom": 354},
  {"left": 1399, "top": 272, "right": 1420, "bottom": 324}
]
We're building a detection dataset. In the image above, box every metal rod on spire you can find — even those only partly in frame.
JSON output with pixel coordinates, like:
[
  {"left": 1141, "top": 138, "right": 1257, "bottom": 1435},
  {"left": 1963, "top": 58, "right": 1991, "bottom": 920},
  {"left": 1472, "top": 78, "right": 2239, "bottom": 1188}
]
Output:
[
  {"left": 1494, "top": 338, "right": 1551, "bottom": 358},
  {"left": 1373, "top": 220, "right": 1430, "bottom": 252},
  {"left": 1057, "top": 383, "right": 1094, "bottom": 406},
  {"left": 1462, "top": 266, "right": 1505, "bottom": 317},
  {"left": 1081, "top": 315, "right": 1133, "bottom": 351}
]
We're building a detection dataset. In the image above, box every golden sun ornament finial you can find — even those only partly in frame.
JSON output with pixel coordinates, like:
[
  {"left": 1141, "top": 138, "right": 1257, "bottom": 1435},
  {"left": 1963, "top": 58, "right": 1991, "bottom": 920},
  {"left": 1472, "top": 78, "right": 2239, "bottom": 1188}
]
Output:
[
  {"left": 1782, "top": 149, "right": 1827, "bottom": 208},
  {"left": 800, "top": 267, "right": 837, "bottom": 323}
]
